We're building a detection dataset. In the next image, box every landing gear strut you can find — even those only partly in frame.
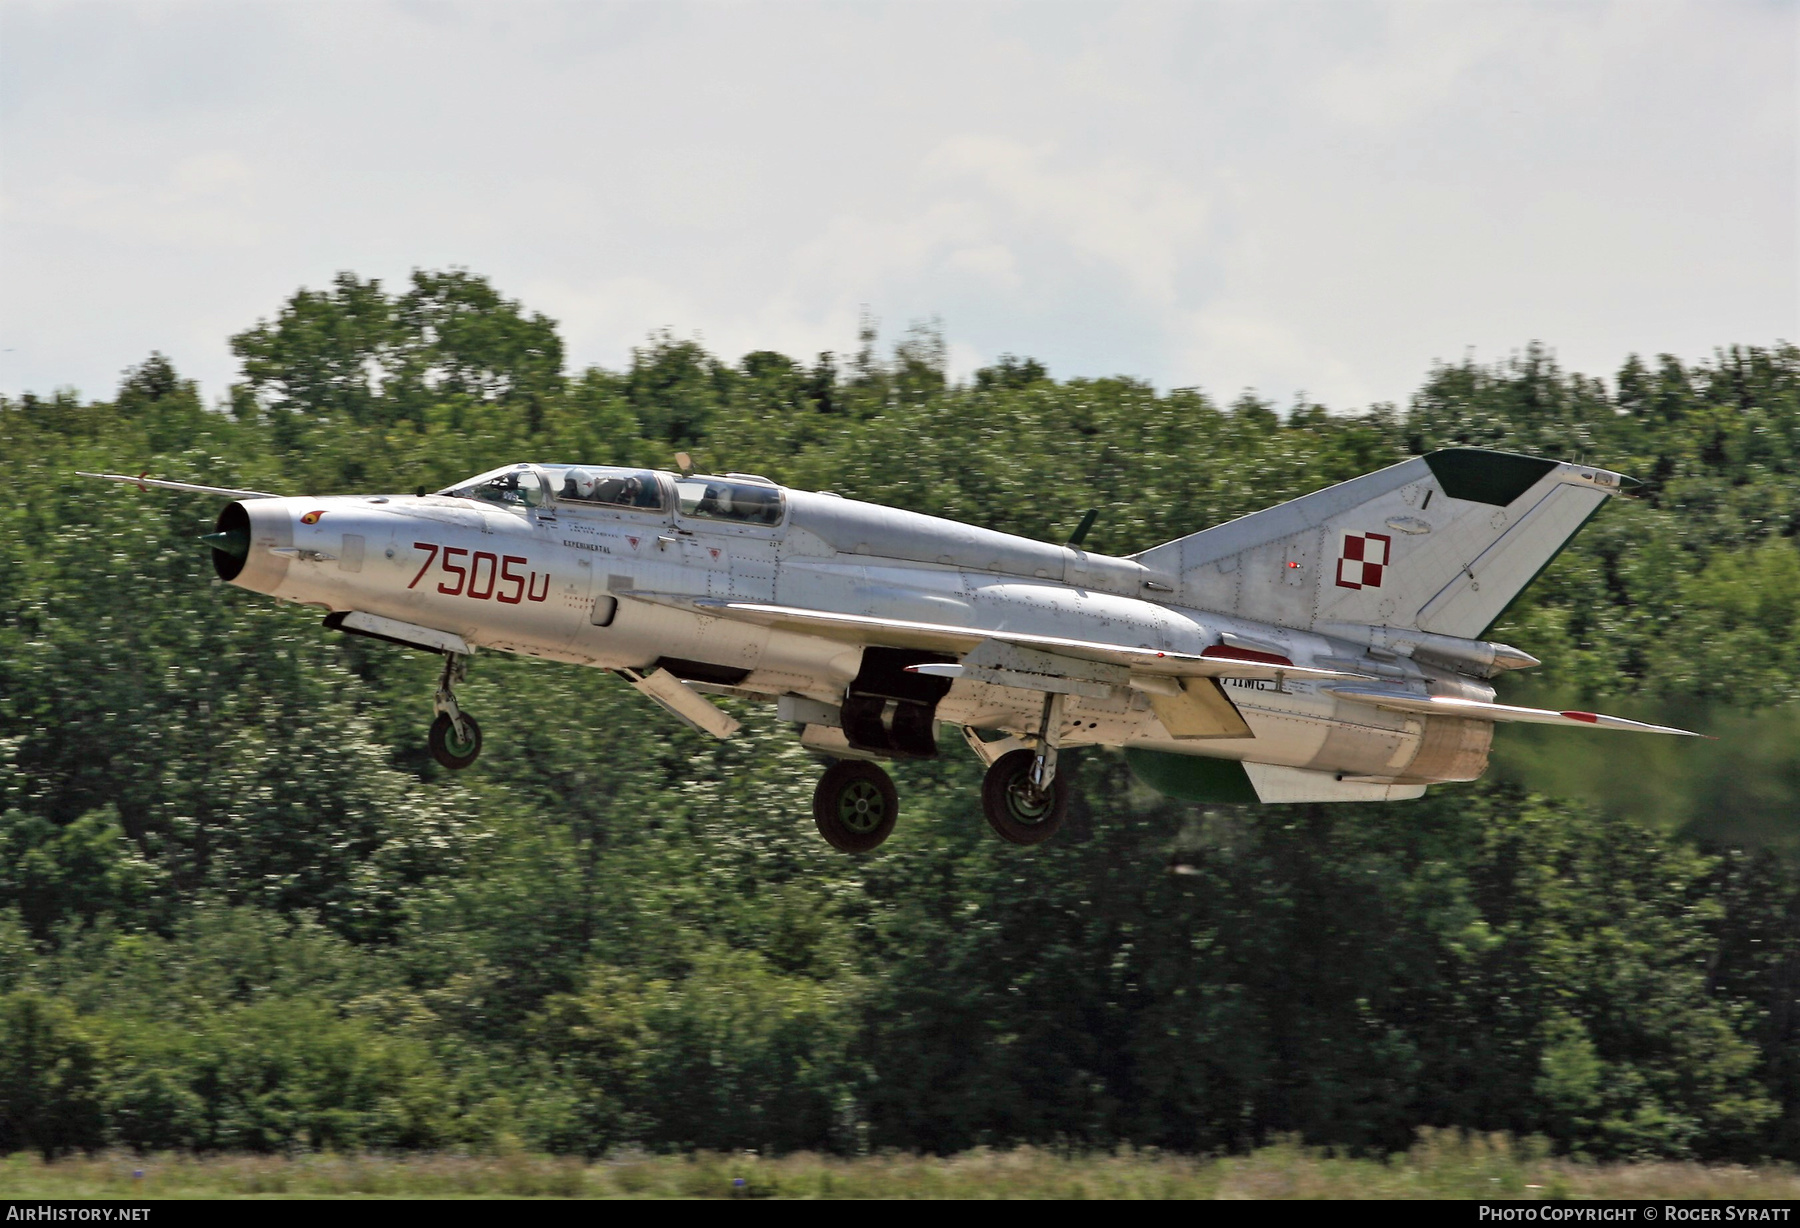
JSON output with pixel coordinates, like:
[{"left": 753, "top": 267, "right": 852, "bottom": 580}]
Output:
[
  {"left": 813, "top": 760, "right": 899, "bottom": 853},
  {"left": 428, "top": 652, "right": 482, "bottom": 770},
  {"left": 979, "top": 692, "right": 1069, "bottom": 845}
]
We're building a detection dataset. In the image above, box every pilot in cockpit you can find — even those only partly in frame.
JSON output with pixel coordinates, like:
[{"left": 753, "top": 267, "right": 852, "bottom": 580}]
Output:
[{"left": 563, "top": 469, "right": 598, "bottom": 501}]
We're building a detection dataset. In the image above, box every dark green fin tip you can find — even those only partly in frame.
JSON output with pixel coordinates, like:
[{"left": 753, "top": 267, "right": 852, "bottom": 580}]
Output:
[{"left": 1424, "top": 448, "right": 1559, "bottom": 506}]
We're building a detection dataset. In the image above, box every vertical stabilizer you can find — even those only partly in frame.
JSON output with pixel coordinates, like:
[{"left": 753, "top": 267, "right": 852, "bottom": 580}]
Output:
[{"left": 1131, "top": 448, "right": 1624, "bottom": 639}]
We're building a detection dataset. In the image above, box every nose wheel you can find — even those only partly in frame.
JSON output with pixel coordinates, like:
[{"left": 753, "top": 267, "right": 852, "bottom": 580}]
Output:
[
  {"left": 813, "top": 760, "right": 899, "bottom": 853},
  {"left": 428, "top": 652, "right": 482, "bottom": 770}
]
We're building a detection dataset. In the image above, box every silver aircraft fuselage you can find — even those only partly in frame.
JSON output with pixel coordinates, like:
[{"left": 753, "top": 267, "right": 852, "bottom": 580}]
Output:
[{"left": 218, "top": 472, "right": 1485, "bottom": 790}]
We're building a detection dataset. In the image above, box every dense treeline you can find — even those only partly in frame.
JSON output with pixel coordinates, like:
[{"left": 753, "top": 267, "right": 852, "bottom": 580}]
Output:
[{"left": 1, "top": 269, "right": 1796, "bottom": 1160}]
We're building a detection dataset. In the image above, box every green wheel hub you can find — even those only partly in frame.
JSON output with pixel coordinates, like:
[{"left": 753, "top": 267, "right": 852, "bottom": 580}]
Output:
[
  {"left": 980, "top": 749, "right": 1067, "bottom": 846},
  {"left": 813, "top": 760, "right": 900, "bottom": 853},
  {"left": 1004, "top": 774, "right": 1054, "bottom": 825},
  {"left": 443, "top": 722, "right": 478, "bottom": 758},
  {"left": 428, "top": 712, "right": 483, "bottom": 771},
  {"left": 838, "top": 779, "right": 888, "bottom": 834}
]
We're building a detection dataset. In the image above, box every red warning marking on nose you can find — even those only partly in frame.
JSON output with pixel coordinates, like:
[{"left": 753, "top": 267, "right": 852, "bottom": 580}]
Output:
[
  {"left": 1336, "top": 532, "right": 1391, "bottom": 589},
  {"left": 1561, "top": 711, "right": 1599, "bottom": 723}
]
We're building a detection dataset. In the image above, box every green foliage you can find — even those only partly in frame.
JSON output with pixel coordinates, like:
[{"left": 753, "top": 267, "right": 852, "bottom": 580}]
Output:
[
  {"left": 5, "top": 1133, "right": 1800, "bottom": 1199},
  {"left": 0, "top": 807, "right": 161, "bottom": 938},
  {"left": 1, "top": 268, "right": 1797, "bottom": 1161},
  {"left": 531, "top": 948, "right": 859, "bottom": 1154},
  {"left": 0, "top": 991, "right": 103, "bottom": 1158}
]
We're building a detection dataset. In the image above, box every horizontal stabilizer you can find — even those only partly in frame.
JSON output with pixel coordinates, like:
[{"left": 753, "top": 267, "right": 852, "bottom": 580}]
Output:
[
  {"left": 78, "top": 471, "right": 281, "bottom": 499},
  {"left": 1326, "top": 686, "right": 1700, "bottom": 736},
  {"left": 621, "top": 592, "right": 1375, "bottom": 685}
]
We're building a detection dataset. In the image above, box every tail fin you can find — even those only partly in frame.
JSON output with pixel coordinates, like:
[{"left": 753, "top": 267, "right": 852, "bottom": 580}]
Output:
[{"left": 1132, "top": 448, "right": 1625, "bottom": 639}]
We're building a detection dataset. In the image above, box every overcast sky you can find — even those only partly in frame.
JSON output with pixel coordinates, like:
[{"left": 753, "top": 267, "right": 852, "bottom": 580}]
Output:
[{"left": 1, "top": 0, "right": 1794, "bottom": 411}]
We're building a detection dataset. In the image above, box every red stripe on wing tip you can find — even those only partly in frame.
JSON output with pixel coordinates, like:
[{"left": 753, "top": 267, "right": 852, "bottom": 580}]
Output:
[
  {"left": 1561, "top": 711, "right": 1600, "bottom": 723},
  {"left": 1203, "top": 644, "right": 1294, "bottom": 667}
]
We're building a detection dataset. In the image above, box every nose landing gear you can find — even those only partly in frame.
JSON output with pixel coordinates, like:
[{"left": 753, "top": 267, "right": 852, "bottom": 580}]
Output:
[{"left": 428, "top": 653, "right": 483, "bottom": 770}]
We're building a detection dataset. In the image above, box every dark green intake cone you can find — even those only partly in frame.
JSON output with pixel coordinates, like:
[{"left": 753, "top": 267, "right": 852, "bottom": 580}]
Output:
[{"left": 200, "top": 527, "right": 249, "bottom": 562}]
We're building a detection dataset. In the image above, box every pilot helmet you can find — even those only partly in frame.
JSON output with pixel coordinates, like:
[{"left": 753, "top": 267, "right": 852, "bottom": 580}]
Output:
[{"left": 566, "top": 469, "right": 598, "bottom": 499}]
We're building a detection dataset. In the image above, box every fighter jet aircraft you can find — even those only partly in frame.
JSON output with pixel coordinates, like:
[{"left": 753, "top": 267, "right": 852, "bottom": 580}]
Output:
[{"left": 82, "top": 448, "right": 1694, "bottom": 853}]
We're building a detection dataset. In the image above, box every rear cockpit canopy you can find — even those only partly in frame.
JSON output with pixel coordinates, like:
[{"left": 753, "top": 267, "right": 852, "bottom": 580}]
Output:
[{"left": 675, "top": 474, "right": 784, "bottom": 526}]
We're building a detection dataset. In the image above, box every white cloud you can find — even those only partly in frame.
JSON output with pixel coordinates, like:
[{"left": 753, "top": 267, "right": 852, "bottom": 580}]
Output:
[
  {"left": 24, "top": 151, "right": 264, "bottom": 247},
  {"left": 923, "top": 134, "right": 1213, "bottom": 306}
]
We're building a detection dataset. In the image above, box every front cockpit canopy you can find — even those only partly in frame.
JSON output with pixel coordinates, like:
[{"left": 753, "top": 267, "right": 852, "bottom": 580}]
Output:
[
  {"left": 549, "top": 465, "right": 667, "bottom": 510},
  {"left": 443, "top": 463, "right": 669, "bottom": 513},
  {"left": 445, "top": 464, "right": 551, "bottom": 509}
]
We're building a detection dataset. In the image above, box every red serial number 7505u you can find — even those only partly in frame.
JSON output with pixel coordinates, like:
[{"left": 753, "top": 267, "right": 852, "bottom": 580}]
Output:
[{"left": 408, "top": 543, "right": 550, "bottom": 604}]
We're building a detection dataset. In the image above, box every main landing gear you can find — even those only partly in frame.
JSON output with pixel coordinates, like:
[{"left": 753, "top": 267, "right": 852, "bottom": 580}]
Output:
[
  {"left": 806, "top": 690, "right": 1074, "bottom": 855},
  {"left": 977, "top": 691, "right": 1069, "bottom": 846},
  {"left": 981, "top": 748, "right": 1068, "bottom": 845},
  {"left": 812, "top": 760, "right": 900, "bottom": 853},
  {"left": 428, "top": 652, "right": 483, "bottom": 770}
]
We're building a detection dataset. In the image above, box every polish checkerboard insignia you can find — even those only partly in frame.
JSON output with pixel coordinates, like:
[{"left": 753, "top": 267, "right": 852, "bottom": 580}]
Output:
[{"left": 1336, "top": 532, "right": 1391, "bottom": 589}]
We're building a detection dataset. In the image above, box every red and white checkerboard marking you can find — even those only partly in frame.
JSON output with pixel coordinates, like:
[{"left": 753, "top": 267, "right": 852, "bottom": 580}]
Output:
[{"left": 1336, "top": 532, "right": 1391, "bottom": 589}]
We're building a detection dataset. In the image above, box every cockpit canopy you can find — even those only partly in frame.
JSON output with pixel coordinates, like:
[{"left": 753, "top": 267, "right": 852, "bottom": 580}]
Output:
[
  {"left": 445, "top": 465, "right": 550, "bottom": 509},
  {"left": 675, "top": 475, "right": 783, "bottom": 525},
  {"left": 442, "top": 464, "right": 785, "bottom": 525},
  {"left": 444, "top": 463, "right": 668, "bottom": 512},
  {"left": 551, "top": 465, "right": 667, "bottom": 510}
]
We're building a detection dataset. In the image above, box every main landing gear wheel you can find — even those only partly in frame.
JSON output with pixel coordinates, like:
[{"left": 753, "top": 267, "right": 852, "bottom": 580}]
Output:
[
  {"left": 982, "top": 748, "right": 1067, "bottom": 846},
  {"left": 813, "top": 760, "right": 899, "bottom": 853},
  {"left": 429, "top": 711, "right": 483, "bottom": 770}
]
